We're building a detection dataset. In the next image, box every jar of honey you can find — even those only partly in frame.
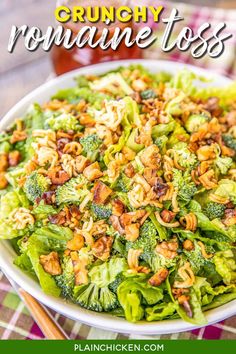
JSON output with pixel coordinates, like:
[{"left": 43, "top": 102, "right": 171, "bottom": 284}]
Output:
[{"left": 51, "top": 0, "right": 142, "bottom": 75}]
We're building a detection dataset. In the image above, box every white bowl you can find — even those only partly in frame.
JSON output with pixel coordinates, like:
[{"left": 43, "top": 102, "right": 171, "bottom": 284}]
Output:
[{"left": 0, "top": 60, "right": 235, "bottom": 335}]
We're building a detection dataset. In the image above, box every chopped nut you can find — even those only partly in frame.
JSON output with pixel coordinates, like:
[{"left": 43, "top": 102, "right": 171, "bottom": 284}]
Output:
[
  {"left": 141, "top": 145, "right": 161, "bottom": 168},
  {"left": 112, "top": 199, "right": 125, "bottom": 216},
  {"left": 0, "top": 153, "right": 9, "bottom": 172},
  {"left": 148, "top": 268, "right": 169, "bottom": 286},
  {"left": 48, "top": 211, "right": 66, "bottom": 225},
  {"left": 223, "top": 208, "right": 236, "bottom": 226},
  {"left": 71, "top": 251, "right": 88, "bottom": 285},
  {"left": 221, "top": 145, "right": 235, "bottom": 157},
  {"left": 25, "top": 160, "right": 38, "bottom": 174},
  {"left": 203, "top": 97, "right": 222, "bottom": 117},
  {"left": 79, "top": 113, "right": 95, "bottom": 127},
  {"left": 48, "top": 205, "right": 81, "bottom": 229},
  {"left": 132, "top": 79, "right": 147, "bottom": 92},
  {"left": 10, "top": 130, "right": 27, "bottom": 144},
  {"left": 67, "top": 233, "right": 84, "bottom": 251},
  {"left": 92, "top": 236, "right": 113, "bottom": 261},
  {"left": 92, "top": 180, "right": 112, "bottom": 204},
  {"left": 160, "top": 209, "right": 176, "bottom": 223},
  {"left": 130, "top": 92, "right": 142, "bottom": 104},
  {"left": 225, "top": 111, "right": 236, "bottom": 127},
  {"left": 143, "top": 168, "right": 158, "bottom": 186},
  {"left": 122, "top": 146, "right": 136, "bottom": 161},
  {"left": 8, "top": 151, "right": 21, "bottom": 167},
  {"left": 75, "top": 155, "right": 90, "bottom": 173},
  {"left": 120, "top": 210, "right": 146, "bottom": 227},
  {"left": 76, "top": 99, "right": 87, "bottom": 112},
  {"left": 0, "top": 172, "right": 8, "bottom": 189},
  {"left": 124, "top": 163, "right": 135, "bottom": 178},
  {"left": 83, "top": 162, "right": 103, "bottom": 181},
  {"left": 48, "top": 167, "right": 70, "bottom": 185},
  {"left": 196, "top": 145, "right": 216, "bottom": 161},
  {"left": 124, "top": 223, "right": 140, "bottom": 241},
  {"left": 39, "top": 252, "right": 62, "bottom": 275},
  {"left": 155, "top": 239, "right": 178, "bottom": 259},
  {"left": 172, "top": 288, "right": 189, "bottom": 298},
  {"left": 109, "top": 215, "right": 125, "bottom": 235},
  {"left": 183, "top": 239, "right": 194, "bottom": 251}
]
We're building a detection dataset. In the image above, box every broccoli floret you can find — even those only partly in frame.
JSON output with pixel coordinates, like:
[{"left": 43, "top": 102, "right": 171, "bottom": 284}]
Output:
[
  {"left": 222, "top": 134, "right": 236, "bottom": 152},
  {"left": 100, "top": 287, "right": 118, "bottom": 311},
  {"left": 76, "top": 283, "right": 118, "bottom": 312},
  {"left": 55, "top": 175, "right": 89, "bottom": 205},
  {"left": 55, "top": 255, "right": 75, "bottom": 299},
  {"left": 185, "top": 114, "right": 208, "bottom": 133},
  {"left": 154, "top": 135, "right": 168, "bottom": 154},
  {"left": 127, "top": 220, "right": 174, "bottom": 272},
  {"left": 76, "top": 283, "right": 103, "bottom": 312},
  {"left": 45, "top": 113, "right": 81, "bottom": 132},
  {"left": 24, "top": 172, "right": 50, "bottom": 203},
  {"left": 172, "top": 169, "right": 197, "bottom": 202},
  {"left": 152, "top": 121, "right": 176, "bottom": 139},
  {"left": 113, "top": 173, "right": 132, "bottom": 193},
  {"left": 203, "top": 202, "right": 226, "bottom": 220},
  {"left": 109, "top": 273, "right": 126, "bottom": 293},
  {"left": 126, "top": 220, "right": 157, "bottom": 252},
  {"left": 167, "top": 125, "right": 189, "bottom": 148},
  {"left": 215, "top": 156, "right": 233, "bottom": 175},
  {"left": 80, "top": 134, "right": 102, "bottom": 162},
  {"left": 140, "top": 89, "right": 157, "bottom": 100},
  {"left": 183, "top": 241, "right": 207, "bottom": 273},
  {"left": 145, "top": 251, "right": 177, "bottom": 273},
  {"left": 91, "top": 203, "right": 112, "bottom": 220},
  {"left": 173, "top": 142, "right": 197, "bottom": 170}
]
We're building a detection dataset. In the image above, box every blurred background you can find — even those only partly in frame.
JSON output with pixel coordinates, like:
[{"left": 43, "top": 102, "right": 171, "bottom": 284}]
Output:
[{"left": 0, "top": 0, "right": 236, "bottom": 118}]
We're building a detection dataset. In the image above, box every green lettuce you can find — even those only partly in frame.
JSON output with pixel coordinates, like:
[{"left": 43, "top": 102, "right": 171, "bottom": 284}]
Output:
[
  {"left": 170, "top": 69, "right": 236, "bottom": 107},
  {"left": 0, "top": 189, "right": 30, "bottom": 239},
  {"left": 117, "top": 276, "right": 163, "bottom": 322},
  {"left": 146, "top": 302, "right": 178, "bottom": 321},
  {"left": 213, "top": 179, "right": 236, "bottom": 204},
  {"left": 89, "top": 258, "right": 127, "bottom": 288},
  {"left": 213, "top": 250, "right": 236, "bottom": 285}
]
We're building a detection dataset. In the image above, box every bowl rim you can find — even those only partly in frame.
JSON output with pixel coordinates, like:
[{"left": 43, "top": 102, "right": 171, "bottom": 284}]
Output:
[{"left": 0, "top": 59, "right": 235, "bottom": 335}]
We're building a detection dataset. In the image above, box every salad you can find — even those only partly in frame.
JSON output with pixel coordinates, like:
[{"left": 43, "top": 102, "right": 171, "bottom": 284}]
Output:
[{"left": 0, "top": 65, "right": 236, "bottom": 325}]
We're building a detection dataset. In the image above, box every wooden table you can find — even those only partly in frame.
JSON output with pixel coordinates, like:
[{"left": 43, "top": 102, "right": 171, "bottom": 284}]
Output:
[{"left": 0, "top": 0, "right": 235, "bottom": 118}]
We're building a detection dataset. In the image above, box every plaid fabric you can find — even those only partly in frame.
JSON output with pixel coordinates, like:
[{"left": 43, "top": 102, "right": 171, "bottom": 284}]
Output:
[
  {"left": 142, "top": 0, "right": 236, "bottom": 78},
  {"left": 1, "top": 269, "right": 236, "bottom": 340},
  {"left": 1, "top": 0, "right": 236, "bottom": 341}
]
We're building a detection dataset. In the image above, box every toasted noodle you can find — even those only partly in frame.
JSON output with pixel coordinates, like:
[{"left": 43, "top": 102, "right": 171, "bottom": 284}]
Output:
[{"left": 1, "top": 65, "right": 236, "bottom": 324}]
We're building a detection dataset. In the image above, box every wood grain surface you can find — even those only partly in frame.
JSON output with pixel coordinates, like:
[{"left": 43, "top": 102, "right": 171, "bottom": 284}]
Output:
[{"left": 0, "top": 0, "right": 235, "bottom": 118}]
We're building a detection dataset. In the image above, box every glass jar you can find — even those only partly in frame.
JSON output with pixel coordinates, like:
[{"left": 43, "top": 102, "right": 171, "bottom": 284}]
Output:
[{"left": 51, "top": 0, "right": 142, "bottom": 75}]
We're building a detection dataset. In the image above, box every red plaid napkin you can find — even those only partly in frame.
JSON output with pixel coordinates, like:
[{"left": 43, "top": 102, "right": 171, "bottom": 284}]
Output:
[
  {"left": 1, "top": 0, "right": 236, "bottom": 341},
  {"left": 141, "top": 0, "right": 236, "bottom": 78}
]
